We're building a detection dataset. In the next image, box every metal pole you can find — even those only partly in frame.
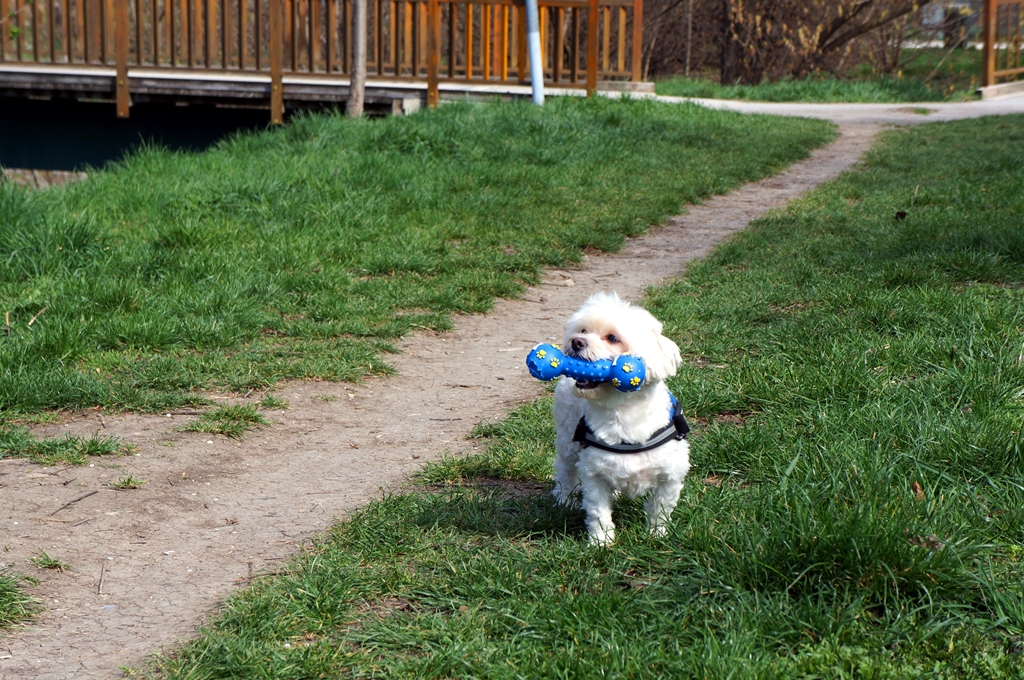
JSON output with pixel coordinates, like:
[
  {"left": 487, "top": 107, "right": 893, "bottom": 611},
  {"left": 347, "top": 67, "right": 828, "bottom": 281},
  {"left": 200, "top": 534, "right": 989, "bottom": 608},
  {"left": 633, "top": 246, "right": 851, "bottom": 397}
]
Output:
[
  {"left": 350, "top": 0, "right": 368, "bottom": 116},
  {"left": 684, "top": 0, "right": 692, "bottom": 77},
  {"left": 525, "top": 0, "right": 544, "bottom": 104}
]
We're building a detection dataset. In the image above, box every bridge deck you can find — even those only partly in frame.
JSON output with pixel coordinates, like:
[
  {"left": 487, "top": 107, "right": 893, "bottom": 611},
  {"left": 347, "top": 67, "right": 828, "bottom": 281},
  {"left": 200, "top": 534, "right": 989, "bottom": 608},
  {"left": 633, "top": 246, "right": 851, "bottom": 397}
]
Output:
[{"left": 0, "top": 0, "right": 646, "bottom": 119}]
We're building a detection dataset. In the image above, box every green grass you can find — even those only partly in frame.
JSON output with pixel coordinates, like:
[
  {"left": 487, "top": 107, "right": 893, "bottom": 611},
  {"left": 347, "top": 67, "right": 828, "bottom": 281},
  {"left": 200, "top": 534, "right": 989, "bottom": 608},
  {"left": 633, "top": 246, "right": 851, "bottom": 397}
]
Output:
[
  {"left": 0, "top": 424, "right": 134, "bottom": 465},
  {"left": 109, "top": 474, "right": 146, "bottom": 490},
  {"left": 0, "top": 570, "right": 39, "bottom": 628},
  {"left": 657, "top": 48, "right": 981, "bottom": 103},
  {"left": 0, "top": 97, "right": 832, "bottom": 418},
  {"left": 148, "top": 115, "right": 1024, "bottom": 678},
  {"left": 258, "top": 394, "right": 290, "bottom": 410},
  {"left": 182, "top": 405, "right": 270, "bottom": 440},
  {"left": 29, "top": 550, "right": 70, "bottom": 572}
]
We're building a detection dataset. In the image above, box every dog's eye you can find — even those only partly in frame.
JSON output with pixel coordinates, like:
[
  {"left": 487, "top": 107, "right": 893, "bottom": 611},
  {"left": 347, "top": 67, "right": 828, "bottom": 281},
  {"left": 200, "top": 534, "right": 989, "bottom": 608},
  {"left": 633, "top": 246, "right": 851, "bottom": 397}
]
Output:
[{"left": 606, "top": 334, "right": 620, "bottom": 344}]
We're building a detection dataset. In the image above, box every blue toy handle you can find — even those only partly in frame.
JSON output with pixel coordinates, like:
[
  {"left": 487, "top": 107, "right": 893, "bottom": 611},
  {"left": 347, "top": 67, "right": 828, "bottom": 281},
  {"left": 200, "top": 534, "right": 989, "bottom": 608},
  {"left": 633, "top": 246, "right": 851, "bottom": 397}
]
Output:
[{"left": 525, "top": 343, "right": 646, "bottom": 392}]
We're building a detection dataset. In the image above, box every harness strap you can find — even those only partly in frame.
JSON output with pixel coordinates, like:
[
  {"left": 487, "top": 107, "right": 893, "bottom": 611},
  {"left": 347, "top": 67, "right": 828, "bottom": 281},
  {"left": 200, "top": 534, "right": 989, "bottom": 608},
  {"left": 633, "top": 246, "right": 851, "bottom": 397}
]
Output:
[{"left": 573, "top": 395, "right": 689, "bottom": 455}]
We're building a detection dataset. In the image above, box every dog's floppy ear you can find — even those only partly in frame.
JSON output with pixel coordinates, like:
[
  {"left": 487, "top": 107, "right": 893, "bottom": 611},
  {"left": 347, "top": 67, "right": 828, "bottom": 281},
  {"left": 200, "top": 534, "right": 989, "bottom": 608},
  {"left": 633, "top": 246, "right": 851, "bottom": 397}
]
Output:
[{"left": 642, "top": 332, "right": 682, "bottom": 383}]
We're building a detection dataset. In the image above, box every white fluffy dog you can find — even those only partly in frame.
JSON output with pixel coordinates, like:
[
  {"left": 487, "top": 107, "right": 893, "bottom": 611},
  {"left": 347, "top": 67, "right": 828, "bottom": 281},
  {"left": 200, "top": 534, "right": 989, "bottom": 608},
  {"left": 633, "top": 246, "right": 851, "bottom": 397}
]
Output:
[{"left": 552, "top": 292, "right": 690, "bottom": 545}]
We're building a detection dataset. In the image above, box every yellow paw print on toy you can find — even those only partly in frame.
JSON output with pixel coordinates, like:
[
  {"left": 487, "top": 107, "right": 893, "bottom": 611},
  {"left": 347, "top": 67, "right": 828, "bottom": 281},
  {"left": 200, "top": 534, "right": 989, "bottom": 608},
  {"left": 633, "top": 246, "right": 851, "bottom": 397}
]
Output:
[
  {"left": 536, "top": 349, "right": 547, "bottom": 359},
  {"left": 622, "top": 363, "right": 633, "bottom": 373},
  {"left": 611, "top": 378, "right": 620, "bottom": 387},
  {"left": 550, "top": 358, "right": 560, "bottom": 368},
  {"left": 630, "top": 376, "right": 641, "bottom": 387}
]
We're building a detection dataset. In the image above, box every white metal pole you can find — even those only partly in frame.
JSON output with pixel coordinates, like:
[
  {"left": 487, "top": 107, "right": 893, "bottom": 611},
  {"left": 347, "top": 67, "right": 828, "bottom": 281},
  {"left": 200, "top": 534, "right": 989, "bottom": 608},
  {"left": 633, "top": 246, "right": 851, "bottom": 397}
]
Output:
[{"left": 525, "top": 0, "right": 545, "bottom": 105}]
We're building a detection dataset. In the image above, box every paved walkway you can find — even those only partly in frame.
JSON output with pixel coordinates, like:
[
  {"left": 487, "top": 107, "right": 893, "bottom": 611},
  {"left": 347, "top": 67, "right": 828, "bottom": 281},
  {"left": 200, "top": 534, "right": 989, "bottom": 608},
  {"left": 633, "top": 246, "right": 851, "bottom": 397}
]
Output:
[{"left": 641, "top": 92, "right": 1024, "bottom": 125}]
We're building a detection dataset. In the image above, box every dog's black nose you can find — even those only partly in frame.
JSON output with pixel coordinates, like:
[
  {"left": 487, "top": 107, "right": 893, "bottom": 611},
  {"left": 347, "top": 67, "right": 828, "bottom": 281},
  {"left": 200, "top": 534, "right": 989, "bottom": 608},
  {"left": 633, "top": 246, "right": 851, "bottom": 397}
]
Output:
[{"left": 571, "top": 337, "right": 587, "bottom": 352}]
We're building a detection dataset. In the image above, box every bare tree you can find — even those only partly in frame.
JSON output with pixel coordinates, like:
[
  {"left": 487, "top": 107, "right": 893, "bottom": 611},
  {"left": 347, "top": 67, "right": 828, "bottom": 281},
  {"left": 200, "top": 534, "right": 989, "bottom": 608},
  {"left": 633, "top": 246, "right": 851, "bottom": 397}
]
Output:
[{"left": 719, "top": 0, "right": 934, "bottom": 84}]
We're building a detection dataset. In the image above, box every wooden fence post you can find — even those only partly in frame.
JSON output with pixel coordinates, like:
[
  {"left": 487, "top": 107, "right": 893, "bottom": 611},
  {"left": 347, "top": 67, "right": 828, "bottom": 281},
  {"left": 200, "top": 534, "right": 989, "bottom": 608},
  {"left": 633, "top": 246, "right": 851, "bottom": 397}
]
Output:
[
  {"left": 427, "top": 0, "right": 440, "bottom": 107},
  {"left": 586, "top": 0, "right": 597, "bottom": 94},
  {"left": 0, "top": 0, "right": 8, "bottom": 61},
  {"left": 982, "top": 0, "right": 995, "bottom": 87},
  {"left": 116, "top": 0, "right": 130, "bottom": 117},
  {"left": 271, "top": 0, "right": 284, "bottom": 123},
  {"left": 630, "top": 0, "right": 642, "bottom": 81}
]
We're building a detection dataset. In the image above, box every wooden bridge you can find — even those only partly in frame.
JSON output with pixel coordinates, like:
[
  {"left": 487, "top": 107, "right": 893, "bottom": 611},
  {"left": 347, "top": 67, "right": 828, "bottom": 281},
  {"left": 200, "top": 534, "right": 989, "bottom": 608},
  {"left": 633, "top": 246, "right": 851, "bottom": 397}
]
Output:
[
  {"left": 0, "top": 0, "right": 646, "bottom": 121},
  {"left": 983, "top": 0, "right": 1024, "bottom": 97}
]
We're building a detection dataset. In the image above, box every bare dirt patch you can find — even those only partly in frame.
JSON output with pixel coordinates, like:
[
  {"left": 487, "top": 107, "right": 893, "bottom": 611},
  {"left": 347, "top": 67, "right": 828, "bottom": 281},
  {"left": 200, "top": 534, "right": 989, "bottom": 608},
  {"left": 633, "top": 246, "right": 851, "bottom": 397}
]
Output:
[{"left": 0, "top": 123, "right": 878, "bottom": 679}]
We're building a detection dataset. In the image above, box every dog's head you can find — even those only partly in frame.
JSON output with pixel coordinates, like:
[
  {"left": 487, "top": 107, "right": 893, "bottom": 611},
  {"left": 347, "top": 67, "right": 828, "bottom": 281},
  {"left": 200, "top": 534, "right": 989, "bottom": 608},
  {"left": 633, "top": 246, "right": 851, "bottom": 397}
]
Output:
[{"left": 562, "top": 292, "right": 681, "bottom": 399}]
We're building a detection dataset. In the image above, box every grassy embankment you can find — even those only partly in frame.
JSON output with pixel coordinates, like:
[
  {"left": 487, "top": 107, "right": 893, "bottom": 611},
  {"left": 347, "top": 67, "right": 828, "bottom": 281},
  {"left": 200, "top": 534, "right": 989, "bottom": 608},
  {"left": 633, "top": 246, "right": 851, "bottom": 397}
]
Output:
[
  {"left": 657, "top": 47, "right": 981, "bottom": 103},
  {"left": 149, "top": 116, "right": 1024, "bottom": 678},
  {"left": 0, "top": 97, "right": 830, "bottom": 447}
]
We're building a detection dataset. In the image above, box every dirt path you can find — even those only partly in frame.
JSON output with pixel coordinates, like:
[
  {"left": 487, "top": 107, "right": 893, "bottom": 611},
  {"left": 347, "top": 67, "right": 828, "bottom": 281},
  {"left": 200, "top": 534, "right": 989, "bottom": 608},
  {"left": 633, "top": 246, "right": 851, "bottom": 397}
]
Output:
[
  {"left": 645, "top": 92, "right": 1024, "bottom": 125},
  {"left": 0, "top": 123, "right": 878, "bottom": 679}
]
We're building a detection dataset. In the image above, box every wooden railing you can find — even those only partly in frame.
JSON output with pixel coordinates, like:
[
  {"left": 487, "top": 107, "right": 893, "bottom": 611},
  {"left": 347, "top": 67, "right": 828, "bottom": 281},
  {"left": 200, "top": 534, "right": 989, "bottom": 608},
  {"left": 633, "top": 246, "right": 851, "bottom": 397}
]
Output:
[
  {"left": 0, "top": 0, "right": 642, "bottom": 119},
  {"left": 983, "top": 0, "right": 1024, "bottom": 86}
]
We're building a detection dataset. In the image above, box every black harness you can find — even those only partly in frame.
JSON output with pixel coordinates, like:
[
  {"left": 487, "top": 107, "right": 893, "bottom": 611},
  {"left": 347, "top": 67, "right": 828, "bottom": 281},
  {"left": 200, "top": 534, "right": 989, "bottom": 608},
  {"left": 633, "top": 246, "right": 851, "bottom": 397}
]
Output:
[{"left": 573, "top": 395, "right": 690, "bottom": 454}]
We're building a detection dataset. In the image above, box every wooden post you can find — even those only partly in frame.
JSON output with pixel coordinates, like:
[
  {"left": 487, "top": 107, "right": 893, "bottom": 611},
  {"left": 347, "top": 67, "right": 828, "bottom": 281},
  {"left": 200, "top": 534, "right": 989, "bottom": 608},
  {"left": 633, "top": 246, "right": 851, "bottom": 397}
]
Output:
[
  {"left": 65, "top": 0, "right": 74, "bottom": 62},
  {"left": 481, "top": 2, "right": 489, "bottom": 79},
  {"left": 116, "top": 0, "right": 130, "bottom": 116},
  {"left": 194, "top": 0, "right": 203, "bottom": 66},
  {"left": 32, "top": 0, "right": 39, "bottom": 61},
  {"left": 448, "top": 0, "right": 456, "bottom": 77},
  {"left": 601, "top": 7, "right": 609, "bottom": 73},
  {"left": 206, "top": 0, "right": 215, "bottom": 67},
  {"left": 312, "top": 0, "right": 322, "bottom": 69},
  {"left": 982, "top": 0, "right": 996, "bottom": 87},
  {"left": 168, "top": 0, "right": 176, "bottom": 65},
  {"left": 135, "top": 0, "right": 142, "bottom": 64},
  {"left": 518, "top": 4, "right": 527, "bottom": 83},
  {"left": 240, "top": 0, "right": 247, "bottom": 68},
  {"left": 222, "top": 0, "right": 229, "bottom": 67},
  {"left": 426, "top": 0, "right": 438, "bottom": 107},
  {"left": 630, "top": 0, "right": 641, "bottom": 81},
  {"left": 16, "top": 0, "right": 24, "bottom": 61},
  {"left": 49, "top": 0, "right": 57, "bottom": 62},
  {"left": 328, "top": 0, "right": 337, "bottom": 72},
  {"left": 466, "top": 3, "right": 473, "bottom": 77},
  {"left": 349, "top": 0, "right": 367, "bottom": 115},
  {"left": 553, "top": 7, "right": 562, "bottom": 82},
  {"left": 152, "top": 0, "right": 160, "bottom": 65},
  {"left": 586, "top": 0, "right": 597, "bottom": 94},
  {"left": 0, "top": 0, "right": 8, "bottom": 62},
  {"left": 569, "top": 7, "right": 578, "bottom": 83},
  {"left": 343, "top": 0, "right": 350, "bottom": 73},
  {"left": 184, "top": 0, "right": 192, "bottom": 66},
  {"left": 271, "top": 0, "right": 284, "bottom": 122},
  {"left": 499, "top": 5, "right": 507, "bottom": 81}
]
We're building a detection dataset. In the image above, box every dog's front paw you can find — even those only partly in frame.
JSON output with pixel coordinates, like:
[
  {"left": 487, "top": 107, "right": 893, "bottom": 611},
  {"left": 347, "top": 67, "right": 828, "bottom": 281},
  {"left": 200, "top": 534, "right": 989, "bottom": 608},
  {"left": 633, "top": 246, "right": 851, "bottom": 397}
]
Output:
[
  {"left": 587, "top": 528, "right": 615, "bottom": 547},
  {"left": 648, "top": 524, "right": 668, "bottom": 538}
]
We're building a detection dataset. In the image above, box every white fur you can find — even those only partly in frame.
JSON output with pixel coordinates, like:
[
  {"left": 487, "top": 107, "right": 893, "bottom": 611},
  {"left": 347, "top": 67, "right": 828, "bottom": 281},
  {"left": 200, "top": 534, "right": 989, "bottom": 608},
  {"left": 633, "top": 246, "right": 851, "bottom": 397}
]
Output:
[{"left": 551, "top": 292, "right": 690, "bottom": 545}]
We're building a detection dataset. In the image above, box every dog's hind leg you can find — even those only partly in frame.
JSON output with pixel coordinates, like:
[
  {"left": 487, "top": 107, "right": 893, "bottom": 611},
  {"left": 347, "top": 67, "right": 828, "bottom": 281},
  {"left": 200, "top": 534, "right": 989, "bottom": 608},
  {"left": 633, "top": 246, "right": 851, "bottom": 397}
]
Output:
[
  {"left": 580, "top": 477, "right": 616, "bottom": 546},
  {"left": 552, "top": 444, "right": 581, "bottom": 506},
  {"left": 645, "top": 476, "right": 683, "bottom": 537}
]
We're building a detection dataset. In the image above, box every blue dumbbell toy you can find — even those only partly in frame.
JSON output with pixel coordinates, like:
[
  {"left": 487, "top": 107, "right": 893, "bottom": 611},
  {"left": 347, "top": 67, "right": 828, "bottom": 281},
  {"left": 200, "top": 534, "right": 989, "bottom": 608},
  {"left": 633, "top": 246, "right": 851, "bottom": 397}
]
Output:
[{"left": 526, "top": 343, "right": 646, "bottom": 392}]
